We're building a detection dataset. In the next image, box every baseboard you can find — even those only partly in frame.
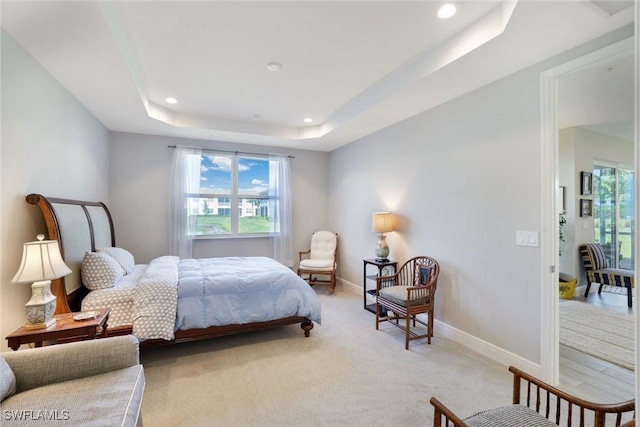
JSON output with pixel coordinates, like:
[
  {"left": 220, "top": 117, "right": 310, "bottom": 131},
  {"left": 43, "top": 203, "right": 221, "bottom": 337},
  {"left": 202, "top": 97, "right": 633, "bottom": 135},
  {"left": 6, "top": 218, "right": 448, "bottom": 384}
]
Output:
[
  {"left": 431, "top": 317, "right": 542, "bottom": 378},
  {"left": 338, "top": 276, "right": 541, "bottom": 377}
]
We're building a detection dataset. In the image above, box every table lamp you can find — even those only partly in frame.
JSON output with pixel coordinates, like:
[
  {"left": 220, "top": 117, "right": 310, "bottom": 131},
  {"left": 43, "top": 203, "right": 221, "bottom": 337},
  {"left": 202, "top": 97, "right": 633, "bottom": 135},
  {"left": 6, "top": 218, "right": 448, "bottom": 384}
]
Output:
[
  {"left": 11, "top": 234, "right": 72, "bottom": 329},
  {"left": 372, "top": 212, "right": 393, "bottom": 261}
]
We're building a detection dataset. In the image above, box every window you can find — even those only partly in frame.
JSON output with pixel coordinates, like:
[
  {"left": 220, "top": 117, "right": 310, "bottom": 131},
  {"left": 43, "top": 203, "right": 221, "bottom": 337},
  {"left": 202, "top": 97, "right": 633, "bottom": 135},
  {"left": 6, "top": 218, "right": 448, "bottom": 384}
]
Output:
[
  {"left": 187, "top": 154, "right": 276, "bottom": 237},
  {"left": 593, "top": 163, "right": 635, "bottom": 270},
  {"left": 171, "top": 146, "right": 293, "bottom": 264}
]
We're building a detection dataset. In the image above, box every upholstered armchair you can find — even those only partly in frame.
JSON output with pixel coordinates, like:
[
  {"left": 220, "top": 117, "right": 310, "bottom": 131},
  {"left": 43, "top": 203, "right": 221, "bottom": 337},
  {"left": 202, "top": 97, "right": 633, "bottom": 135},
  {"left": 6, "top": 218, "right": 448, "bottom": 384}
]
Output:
[
  {"left": 375, "top": 255, "right": 440, "bottom": 349},
  {"left": 1, "top": 335, "right": 144, "bottom": 426},
  {"left": 297, "top": 231, "right": 338, "bottom": 293},
  {"left": 580, "top": 243, "right": 634, "bottom": 308}
]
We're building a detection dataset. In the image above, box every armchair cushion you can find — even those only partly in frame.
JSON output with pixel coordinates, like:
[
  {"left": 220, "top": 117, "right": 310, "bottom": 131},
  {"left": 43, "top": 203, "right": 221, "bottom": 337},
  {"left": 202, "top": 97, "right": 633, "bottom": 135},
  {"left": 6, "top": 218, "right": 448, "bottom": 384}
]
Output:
[
  {"left": 580, "top": 243, "right": 609, "bottom": 271},
  {"left": 590, "top": 268, "right": 634, "bottom": 286},
  {"left": 464, "top": 405, "right": 557, "bottom": 427},
  {"left": 299, "top": 259, "right": 335, "bottom": 271},
  {"left": 379, "top": 286, "right": 429, "bottom": 307},
  {"left": 3, "top": 335, "right": 139, "bottom": 393},
  {"left": 1, "top": 365, "right": 144, "bottom": 427},
  {"left": 0, "top": 355, "right": 16, "bottom": 401},
  {"left": 308, "top": 230, "right": 337, "bottom": 261}
]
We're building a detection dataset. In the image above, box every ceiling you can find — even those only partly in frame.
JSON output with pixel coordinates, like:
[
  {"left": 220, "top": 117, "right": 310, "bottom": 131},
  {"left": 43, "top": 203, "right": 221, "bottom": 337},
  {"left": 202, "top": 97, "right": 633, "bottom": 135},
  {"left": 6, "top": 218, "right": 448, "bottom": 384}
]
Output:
[
  {"left": 559, "top": 54, "right": 635, "bottom": 142},
  {"left": 0, "top": 1, "right": 635, "bottom": 152}
]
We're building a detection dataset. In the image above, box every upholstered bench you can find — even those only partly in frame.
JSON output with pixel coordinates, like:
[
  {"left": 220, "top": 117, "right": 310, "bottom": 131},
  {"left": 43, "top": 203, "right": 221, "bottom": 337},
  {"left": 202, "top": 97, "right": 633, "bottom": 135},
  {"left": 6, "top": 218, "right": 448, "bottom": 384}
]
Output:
[{"left": 1, "top": 335, "right": 144, "bottom": 426}]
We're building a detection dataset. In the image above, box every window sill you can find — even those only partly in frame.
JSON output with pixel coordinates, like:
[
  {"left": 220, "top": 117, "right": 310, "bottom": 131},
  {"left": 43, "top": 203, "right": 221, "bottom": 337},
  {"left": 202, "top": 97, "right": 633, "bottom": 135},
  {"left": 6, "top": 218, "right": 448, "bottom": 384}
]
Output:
[{"left": 194, "top": 234, "right": 271, "bottom": 240}]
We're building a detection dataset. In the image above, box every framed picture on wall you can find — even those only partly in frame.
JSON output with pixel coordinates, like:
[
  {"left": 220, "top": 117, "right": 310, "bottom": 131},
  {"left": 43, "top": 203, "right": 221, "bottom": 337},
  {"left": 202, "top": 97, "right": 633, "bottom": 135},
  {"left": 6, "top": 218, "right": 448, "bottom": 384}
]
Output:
[
  {"left": 580, "top": 199, "right": 592, "bottom": 217},
  {"left": 581, "top": 171, "right": 592, "bottom": 195}
]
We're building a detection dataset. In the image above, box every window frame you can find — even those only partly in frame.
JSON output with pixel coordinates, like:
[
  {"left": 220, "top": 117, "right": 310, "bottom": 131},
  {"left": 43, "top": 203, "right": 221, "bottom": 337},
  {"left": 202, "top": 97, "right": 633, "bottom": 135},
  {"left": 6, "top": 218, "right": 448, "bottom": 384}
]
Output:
[{"left": 191, "top": 152, "right": 275, "bottom": 239}]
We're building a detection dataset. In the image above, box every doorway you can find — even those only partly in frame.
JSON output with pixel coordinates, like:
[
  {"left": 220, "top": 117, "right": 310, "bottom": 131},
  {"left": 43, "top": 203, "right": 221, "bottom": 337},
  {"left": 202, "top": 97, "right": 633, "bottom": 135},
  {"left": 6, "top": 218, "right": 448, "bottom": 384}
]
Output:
[{"left": 540, "top": 35, "right": 635, "bottom": 386}]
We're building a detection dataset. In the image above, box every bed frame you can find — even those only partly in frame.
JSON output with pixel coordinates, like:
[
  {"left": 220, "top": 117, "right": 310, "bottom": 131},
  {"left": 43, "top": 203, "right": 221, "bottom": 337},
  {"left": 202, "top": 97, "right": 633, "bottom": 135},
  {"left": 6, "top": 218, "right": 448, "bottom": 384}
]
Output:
[{"left": 26, "top": 193, "right": 314, "bottom": 348}]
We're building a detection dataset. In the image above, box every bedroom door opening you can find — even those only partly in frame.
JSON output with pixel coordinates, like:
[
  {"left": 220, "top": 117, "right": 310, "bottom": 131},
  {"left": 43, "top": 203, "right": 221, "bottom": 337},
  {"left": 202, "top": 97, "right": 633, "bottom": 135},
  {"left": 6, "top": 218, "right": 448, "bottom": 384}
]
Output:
[{"left": 540, "top": 35, "right": 636, "bottom": 386}]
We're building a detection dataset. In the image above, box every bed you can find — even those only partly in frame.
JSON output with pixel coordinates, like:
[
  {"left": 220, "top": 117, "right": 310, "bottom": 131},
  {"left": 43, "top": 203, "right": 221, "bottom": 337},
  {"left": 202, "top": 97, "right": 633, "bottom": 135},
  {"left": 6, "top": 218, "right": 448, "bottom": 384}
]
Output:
[{"left": 26, "top": 193, "right": 320, "bottom": 347}]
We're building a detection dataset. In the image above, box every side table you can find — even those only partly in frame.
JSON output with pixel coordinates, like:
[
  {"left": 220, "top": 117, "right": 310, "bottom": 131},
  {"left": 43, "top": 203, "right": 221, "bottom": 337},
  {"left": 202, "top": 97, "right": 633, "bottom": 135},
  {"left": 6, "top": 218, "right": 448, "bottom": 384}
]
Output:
[
  {"left": 363, "top": 258, "right": 398, "bottom": 314},
  {"left": 6, "top": 307, "right": 110, "bottom": 351}
]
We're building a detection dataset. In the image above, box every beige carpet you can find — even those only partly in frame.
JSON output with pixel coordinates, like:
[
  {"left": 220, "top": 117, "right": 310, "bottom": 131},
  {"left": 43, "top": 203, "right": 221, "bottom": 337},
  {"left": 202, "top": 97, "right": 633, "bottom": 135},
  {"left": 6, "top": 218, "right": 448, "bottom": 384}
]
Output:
[
  {"left": 559, "top": 300, "right": 634, "bottom": 370},
  {"left": 139, "top": 290, "right": 513, "bottom": 426}
]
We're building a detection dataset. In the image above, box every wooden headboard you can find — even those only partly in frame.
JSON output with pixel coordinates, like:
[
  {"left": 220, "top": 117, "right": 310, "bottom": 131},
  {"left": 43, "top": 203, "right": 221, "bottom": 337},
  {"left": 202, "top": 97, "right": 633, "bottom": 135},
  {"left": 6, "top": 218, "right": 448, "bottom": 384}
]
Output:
[{"left": 26, "top": 194, "right": 115, "bottom": 313}]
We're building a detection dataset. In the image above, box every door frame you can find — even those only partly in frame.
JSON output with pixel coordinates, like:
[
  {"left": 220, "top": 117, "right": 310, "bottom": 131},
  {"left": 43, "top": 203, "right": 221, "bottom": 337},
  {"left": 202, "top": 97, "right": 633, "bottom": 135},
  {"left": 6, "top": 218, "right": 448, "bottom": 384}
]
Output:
[{"left": 539, "top": 36, "right": 634, "bottom": 385}]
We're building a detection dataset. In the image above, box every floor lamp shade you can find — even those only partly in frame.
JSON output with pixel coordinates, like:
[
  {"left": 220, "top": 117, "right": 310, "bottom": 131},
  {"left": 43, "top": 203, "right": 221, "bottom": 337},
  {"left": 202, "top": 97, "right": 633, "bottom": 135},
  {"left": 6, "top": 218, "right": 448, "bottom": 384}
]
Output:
[
  {"left": 11, "top": 235, "right": 72, "bottom": 329},
  {"left": 372, "top": 212, "right": 393, "bottom": 261}
]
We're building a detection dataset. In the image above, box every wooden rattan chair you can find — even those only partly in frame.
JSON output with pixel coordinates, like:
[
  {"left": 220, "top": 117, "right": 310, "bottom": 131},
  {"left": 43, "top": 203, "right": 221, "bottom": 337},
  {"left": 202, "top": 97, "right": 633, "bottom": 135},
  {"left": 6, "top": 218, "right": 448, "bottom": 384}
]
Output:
[
  {"left": 297, "top": 231, "right": 338, "bottom": 294},
  {"left": 375, "top": 255, "right": 440, "bottom": 349},
  {"left": 431, "top": 366, "right": 635, "bottom": 427}
]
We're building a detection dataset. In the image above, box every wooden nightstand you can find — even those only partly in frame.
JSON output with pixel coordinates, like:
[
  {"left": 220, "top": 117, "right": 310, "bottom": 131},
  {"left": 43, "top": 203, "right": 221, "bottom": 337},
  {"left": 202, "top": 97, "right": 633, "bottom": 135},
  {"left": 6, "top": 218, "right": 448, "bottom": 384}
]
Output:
[{"left": 6, "top": 308, "right": 110, "bottom": 351}]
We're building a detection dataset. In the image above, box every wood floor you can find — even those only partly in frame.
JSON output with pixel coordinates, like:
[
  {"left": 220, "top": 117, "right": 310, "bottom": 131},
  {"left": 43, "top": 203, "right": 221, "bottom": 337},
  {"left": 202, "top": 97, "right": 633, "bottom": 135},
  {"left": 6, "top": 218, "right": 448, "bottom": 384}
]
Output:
[{"left": 558, "top": 285, "right": 635, "bottom": 403}]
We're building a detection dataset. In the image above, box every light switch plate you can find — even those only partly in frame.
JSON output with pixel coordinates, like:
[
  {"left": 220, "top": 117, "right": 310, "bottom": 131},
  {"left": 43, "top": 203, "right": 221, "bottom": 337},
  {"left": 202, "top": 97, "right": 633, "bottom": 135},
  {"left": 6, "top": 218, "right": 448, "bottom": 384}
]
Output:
[{"left": 516, "top": 231, "right": 539, "bottom": 247}]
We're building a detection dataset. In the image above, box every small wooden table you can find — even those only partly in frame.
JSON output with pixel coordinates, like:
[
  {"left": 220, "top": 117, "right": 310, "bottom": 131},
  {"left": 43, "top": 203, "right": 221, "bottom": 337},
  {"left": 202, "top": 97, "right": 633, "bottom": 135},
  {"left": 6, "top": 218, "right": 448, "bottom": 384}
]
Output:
[{"left": 6, "top": 308, "right": 110, "bottom": 351}]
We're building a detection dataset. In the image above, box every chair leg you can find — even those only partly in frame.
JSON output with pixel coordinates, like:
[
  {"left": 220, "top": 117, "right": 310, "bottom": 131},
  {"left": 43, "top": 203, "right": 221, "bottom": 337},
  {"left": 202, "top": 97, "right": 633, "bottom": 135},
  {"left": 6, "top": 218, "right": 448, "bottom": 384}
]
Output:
[
  {"left": 405, "top": 314, "right": 411, "bottom": 350},
  {"left": 330, "top": 271, "right": 335, "bottom": 294},
  {"left": 375, "top": 304, "right": 380, "bottom": 330},
  {"left": 584, "top": 282, "right": 592, "bottom": 297},
  {"left": 597, "top": 283, "right": 604, "bottom": 294},
  {"left": 428, "top": 310, "right": 434, "bottom": 345},
  {"left": 627, "top": 284, "right": 633, "bottom": 308}
]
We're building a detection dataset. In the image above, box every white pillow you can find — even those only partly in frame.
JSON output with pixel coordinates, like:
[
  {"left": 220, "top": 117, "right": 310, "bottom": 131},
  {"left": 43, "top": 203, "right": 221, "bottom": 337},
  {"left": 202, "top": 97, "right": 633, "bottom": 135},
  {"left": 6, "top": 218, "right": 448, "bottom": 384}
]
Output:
[
  {"left": 82, "top": 252, "right": 124, "bottom": 290},
  {"left": 97, "top": 247, "right": 135, "bottom": 275}
]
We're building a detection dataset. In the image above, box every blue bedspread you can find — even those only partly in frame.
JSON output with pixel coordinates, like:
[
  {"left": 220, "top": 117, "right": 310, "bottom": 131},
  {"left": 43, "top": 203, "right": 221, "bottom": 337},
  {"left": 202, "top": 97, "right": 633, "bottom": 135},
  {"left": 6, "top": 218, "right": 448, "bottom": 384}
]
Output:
[{"left": 175, "top": 256, "right": 321, "bottom": 330}]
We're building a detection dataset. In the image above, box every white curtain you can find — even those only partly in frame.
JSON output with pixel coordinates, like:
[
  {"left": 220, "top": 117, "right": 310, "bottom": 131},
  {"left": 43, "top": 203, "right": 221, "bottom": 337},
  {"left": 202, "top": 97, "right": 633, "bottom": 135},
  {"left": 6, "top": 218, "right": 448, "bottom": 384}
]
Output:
[
  {"left": 169, "top": 145, "right": 202, "bottom": 259},
  {"left": 268, "top": 155, "right": 293, "bottom": 267}
]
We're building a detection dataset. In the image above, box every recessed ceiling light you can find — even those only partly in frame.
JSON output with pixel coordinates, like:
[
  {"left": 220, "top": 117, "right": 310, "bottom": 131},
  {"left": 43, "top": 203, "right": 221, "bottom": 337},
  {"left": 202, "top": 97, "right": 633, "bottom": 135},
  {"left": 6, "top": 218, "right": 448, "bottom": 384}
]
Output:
[
  {"left": 266, "top": 62, "right": 282, "bottom": 72},
  {"left": 303, "top": 118, "right": 313, "bottom": 123},
  {"left": 166, "top": 97, "right": 178, "bottom": 104},
  {"left": 437, "top": 3, "right": 457, "bottom": 19}
]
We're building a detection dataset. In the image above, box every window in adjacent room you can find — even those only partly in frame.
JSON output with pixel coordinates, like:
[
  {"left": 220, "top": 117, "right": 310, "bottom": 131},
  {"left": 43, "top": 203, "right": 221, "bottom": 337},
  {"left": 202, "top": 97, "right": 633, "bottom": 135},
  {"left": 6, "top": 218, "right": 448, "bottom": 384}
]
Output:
[{"left": 593, "top": 162, "right": 635, "bottom": 270}]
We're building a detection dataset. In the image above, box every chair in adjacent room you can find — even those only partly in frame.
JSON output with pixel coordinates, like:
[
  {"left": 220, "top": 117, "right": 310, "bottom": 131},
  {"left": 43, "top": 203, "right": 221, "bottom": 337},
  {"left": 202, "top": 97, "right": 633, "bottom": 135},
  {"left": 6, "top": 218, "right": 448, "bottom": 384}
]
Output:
[
  {"left": 375, "top": 255, "right": 440, "bottom": 349},
  {"left": 579, "top": 243, "right": 634, "bottom": 308},
  {"left": 297, "top": 231, "right": 338, "bottom": 293}
]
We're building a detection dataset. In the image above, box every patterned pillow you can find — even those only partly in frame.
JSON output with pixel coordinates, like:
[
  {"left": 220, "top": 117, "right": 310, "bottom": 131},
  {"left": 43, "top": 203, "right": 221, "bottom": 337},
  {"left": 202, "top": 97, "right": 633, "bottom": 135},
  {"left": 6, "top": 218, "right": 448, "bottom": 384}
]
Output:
[
  {"left": 97, "top": 247, "right": 135, "bottom": 275},
  {"left": 0, "top": 355, "right": 16, "bottom": 402},
  {"left": 82, "top": 252, "right": 124, "bottom": 290}
]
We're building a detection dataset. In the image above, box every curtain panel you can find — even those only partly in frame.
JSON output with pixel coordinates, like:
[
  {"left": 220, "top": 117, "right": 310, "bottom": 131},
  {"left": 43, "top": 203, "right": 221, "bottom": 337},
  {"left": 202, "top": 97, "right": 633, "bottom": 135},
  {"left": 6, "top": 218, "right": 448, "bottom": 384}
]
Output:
[{"left": 169, "top": 145, "right": 202, "bottom": 259}]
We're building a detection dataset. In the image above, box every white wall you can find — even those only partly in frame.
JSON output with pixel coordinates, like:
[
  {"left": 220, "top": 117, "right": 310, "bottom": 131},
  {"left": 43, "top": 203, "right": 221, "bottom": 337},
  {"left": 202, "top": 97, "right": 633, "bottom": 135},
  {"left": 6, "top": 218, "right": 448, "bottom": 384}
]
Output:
[
  {"left": 559, "top": 127, "right": 634, "bottom": 283},
  {"left": 328, "top": 27, "right": 634, "bottom": 366},
  {"left": 0, "top": 31, "right": 110, "bottom": 350},
  {"left": 108, "top": 132, "right": 329, "bottom": 264}
]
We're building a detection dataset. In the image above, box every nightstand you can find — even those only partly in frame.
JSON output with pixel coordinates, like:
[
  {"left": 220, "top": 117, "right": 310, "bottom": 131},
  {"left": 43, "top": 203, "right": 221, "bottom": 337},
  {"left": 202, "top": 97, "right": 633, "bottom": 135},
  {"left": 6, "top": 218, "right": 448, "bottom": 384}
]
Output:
[
  {"left": 6, "top": 307, "right": 110, "bottom": 351},
  {"left": 363, "top": 258, "right": 397, "bottom": 314}
]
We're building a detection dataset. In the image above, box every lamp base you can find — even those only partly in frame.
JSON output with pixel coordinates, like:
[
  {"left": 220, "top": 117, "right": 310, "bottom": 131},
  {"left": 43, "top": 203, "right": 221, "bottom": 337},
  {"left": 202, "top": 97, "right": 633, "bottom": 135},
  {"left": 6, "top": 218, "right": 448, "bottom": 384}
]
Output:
[
  {"left": 375, "top": 257, "right": 389, "bottom": 262},
  {"left": 375, "top": 234, "right": 390, "bottom": 261},
  {"left": 25, "top": 280, "right": 57, "bottom": 330},
  {"left": 24, "top": 317, "right": 57, "bottom": 330}
]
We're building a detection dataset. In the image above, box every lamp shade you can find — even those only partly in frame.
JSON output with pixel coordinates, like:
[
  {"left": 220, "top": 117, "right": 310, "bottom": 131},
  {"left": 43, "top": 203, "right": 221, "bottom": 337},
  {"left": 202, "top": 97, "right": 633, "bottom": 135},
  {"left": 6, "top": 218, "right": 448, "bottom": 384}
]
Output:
[
  {"left": 372, "top": 212, "right": 393, "bottom": 234},
  {"left": 11, "top": 235, "right": 72, "bottom": 284}
]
